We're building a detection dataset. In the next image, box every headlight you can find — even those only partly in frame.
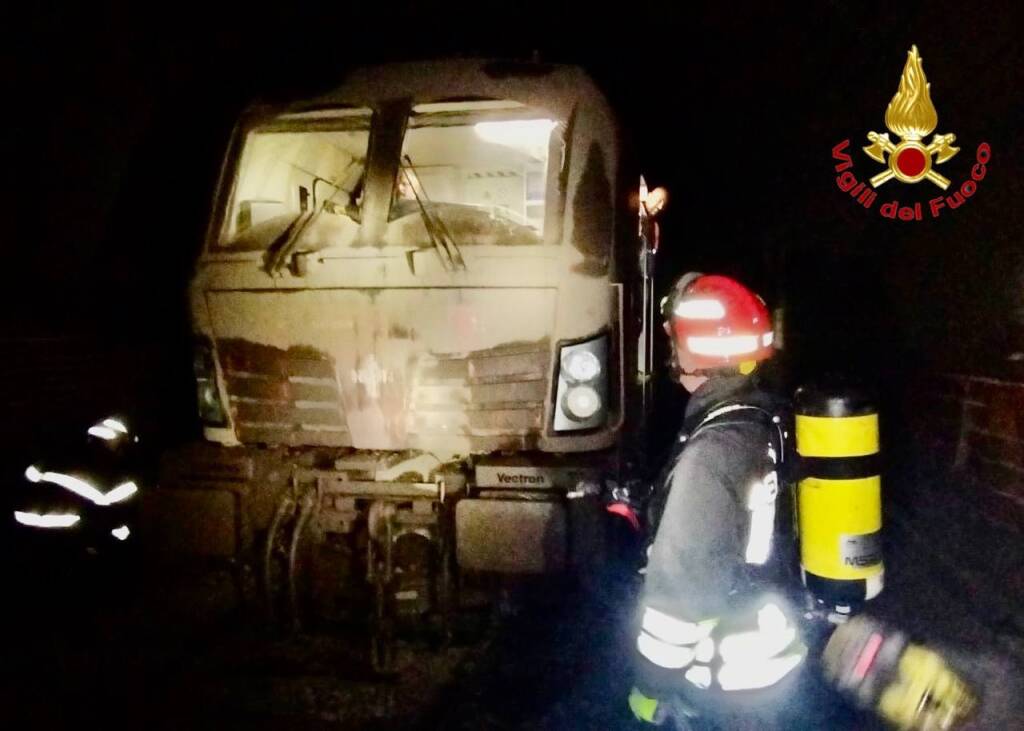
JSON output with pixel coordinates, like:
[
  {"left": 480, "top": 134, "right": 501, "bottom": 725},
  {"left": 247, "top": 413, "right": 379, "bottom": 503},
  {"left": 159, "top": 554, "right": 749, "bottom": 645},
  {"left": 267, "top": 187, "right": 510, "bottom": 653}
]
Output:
[
  {"left": 562, "top": 350, "right": 601, "bottom": 383},
  {"left": 198, "top": 381, "right": 226, "bottom": 422},
  {"left": 564, "top": 385, "right": 601, "bottom": 421},
  {"left": 194, "top": 338, "right": 228, "bottom": 427},
  {"left": 553, "top": 334, "right": 609, "bottom": 432}
]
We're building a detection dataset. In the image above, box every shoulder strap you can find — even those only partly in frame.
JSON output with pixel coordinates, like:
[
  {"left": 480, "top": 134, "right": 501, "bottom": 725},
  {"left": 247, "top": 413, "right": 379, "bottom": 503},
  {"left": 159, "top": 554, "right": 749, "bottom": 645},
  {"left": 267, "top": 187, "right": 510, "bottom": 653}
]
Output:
[
  {"left": 686, "top": 402, "right": 788, "bottom": 474},
  {"left": 648, "top": 403, "right": 786, "bottom": 539},
  {"left": 694, "top": 403, "right": 768, "bottom": 432}
]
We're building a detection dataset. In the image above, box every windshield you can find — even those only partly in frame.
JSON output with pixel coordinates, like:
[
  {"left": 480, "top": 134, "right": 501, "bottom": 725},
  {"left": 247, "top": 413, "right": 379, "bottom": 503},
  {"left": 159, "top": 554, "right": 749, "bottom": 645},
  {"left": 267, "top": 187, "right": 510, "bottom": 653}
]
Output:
[
  {"left": 217, "top": 109, "right": 372, "bottom": 251},
  {"left": 384, "top": 103, "right": 557, "bottom": 248},
  {"left": 215, "top": 104, "right": 558, "bottom": 253}
]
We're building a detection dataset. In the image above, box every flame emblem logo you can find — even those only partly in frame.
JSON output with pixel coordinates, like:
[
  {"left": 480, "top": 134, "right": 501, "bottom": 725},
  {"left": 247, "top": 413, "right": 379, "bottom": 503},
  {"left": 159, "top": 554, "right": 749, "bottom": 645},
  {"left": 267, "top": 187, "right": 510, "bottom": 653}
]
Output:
[{"left": 863, "top": 45, "right": 959, "bottom": 189}]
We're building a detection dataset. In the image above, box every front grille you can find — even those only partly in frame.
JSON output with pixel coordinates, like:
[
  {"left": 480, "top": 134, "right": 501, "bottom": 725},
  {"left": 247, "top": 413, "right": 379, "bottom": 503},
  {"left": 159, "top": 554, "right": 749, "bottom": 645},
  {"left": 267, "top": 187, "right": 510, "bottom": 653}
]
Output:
[
  {"left": 408, "top": 341, "right": 549, "bottom": 439},
  {"left": 215, "top": 338, "right": 551, "bottom": 451},
  {"left": 217, "top": 339, "right": 350, "bottom": 447}
]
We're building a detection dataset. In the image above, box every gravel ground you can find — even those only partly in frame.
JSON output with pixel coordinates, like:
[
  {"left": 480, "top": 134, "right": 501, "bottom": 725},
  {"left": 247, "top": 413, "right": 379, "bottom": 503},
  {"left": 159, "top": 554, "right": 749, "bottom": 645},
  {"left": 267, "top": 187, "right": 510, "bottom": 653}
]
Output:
[{"left": 2, "top": 491, "right": 1021, "bottom": 731}]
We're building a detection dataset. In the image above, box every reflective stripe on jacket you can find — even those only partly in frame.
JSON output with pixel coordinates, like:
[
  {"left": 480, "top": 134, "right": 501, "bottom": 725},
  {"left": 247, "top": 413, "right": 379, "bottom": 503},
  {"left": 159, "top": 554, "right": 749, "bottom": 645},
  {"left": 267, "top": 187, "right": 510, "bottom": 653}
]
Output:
[{"left": 634, "top": 376, "right": 804, "bottom": 699}]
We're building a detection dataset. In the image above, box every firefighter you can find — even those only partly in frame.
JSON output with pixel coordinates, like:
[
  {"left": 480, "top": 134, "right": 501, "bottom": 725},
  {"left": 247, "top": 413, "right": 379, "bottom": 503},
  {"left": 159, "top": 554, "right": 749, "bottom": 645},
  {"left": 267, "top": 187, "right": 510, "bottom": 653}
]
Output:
[{"left": 629, "top": 273, "right": 807, "bottom": 729}]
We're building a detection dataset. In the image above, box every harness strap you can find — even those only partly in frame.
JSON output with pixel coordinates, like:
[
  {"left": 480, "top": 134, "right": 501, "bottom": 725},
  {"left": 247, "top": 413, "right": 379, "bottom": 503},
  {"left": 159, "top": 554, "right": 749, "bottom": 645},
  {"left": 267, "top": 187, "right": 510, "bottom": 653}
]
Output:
[
  {"left": 687, "top": 403, "right": 786, "bottom": 468},
  {"left": 651, "top": 402, "right": 788, "bottom": 541}
]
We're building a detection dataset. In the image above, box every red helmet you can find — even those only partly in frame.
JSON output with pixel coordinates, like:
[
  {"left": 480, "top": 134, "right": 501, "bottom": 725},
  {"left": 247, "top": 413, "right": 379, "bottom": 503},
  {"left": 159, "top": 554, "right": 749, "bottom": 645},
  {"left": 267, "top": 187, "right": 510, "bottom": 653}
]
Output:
[{"left": 663, "top": 274, "right": 774, "bottom": 372}]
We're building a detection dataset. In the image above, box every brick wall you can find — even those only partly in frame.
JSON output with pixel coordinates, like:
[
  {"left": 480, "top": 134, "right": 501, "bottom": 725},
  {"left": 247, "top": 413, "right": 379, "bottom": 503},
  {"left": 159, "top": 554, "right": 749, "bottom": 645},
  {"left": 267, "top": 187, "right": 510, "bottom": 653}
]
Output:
[
  {"left": 904, "top": 374, "right": 1024, "bottom": 531},
  {"left": 898, "top": 372, "right": 1024, "bottom": 633},
  {"left": 956, "top": 378, "right": 1024, "bottom": 513}
]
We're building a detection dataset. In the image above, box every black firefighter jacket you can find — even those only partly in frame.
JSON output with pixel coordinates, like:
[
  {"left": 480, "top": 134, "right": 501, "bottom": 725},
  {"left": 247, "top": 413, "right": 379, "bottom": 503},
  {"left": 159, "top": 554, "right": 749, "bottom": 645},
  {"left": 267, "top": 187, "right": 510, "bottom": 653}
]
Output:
[{"left": 634, "top": 374, "right": 805, "bottom": 705}]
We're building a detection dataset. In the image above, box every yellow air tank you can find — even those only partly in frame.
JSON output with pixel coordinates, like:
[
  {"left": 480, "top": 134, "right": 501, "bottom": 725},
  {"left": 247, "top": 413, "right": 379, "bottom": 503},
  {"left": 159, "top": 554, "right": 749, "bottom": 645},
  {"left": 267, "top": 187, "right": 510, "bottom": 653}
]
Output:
[{"left": 794, "top": 384, "right": 884, "bottom": 609}]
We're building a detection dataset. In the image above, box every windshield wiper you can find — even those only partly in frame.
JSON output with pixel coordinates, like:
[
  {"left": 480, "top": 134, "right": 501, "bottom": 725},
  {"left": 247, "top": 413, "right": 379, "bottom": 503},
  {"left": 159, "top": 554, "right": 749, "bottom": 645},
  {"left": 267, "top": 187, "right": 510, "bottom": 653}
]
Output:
[
  {"left": 265, "top": 162, "right": 361, "bottom": 275},
  {"left": 262, "top": 211, "right": 311, "bottom": 274},
  {"left": 401, "top": 155, "right": 466, "bottom": 271}
]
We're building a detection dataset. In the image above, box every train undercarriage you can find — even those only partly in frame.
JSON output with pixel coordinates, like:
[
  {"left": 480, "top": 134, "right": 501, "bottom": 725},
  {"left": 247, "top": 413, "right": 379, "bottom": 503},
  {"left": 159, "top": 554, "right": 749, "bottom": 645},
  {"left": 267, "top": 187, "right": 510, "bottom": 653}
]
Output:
[{"left": 148, "top": 444, "right": 610, "bottom": 672}]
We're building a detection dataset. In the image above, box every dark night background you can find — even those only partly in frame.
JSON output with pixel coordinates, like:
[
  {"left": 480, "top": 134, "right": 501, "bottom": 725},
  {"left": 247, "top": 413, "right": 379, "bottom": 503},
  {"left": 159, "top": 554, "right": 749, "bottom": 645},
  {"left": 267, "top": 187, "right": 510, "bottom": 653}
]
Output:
[
  {"left": 3, "top": 2, "right": 1024, "bottom": 728},
  {"left": 10, "top": 5, "right": 1022, "bottom": 335},
  {"left": 8, "top": 1, "right": 1023, "bottom": 444}
]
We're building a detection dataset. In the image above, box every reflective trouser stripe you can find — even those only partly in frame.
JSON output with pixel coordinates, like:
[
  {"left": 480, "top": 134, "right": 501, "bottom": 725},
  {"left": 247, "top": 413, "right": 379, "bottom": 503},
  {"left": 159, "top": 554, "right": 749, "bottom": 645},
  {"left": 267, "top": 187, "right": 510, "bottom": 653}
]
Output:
[
  {"left": 641, "top": 606, "right": 714, "bottom": 645},
  {"left": 716, "top": 602, "right": 805, "bottom": 689},
  {"left": 718, "top": 626, "right": 797, "bottom": 664},
  {"left": 718, "top": 652, "right": 804, "bottom": 691},
  {"left": 637, "top": 630, "right": 696, "bottom": 669},
  {"left": 637, "top": 606, "right": 717, "bottom": 670},
  {"left": 637, "top": 602, "right": 805, "bottom": 689}
]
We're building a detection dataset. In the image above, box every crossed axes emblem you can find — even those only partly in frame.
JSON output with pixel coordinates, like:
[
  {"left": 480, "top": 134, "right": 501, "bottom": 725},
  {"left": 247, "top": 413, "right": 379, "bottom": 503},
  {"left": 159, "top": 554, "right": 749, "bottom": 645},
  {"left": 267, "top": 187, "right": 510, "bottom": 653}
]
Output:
[{"left": 863, "top": 131, "right": 959, "bottom": 190}]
